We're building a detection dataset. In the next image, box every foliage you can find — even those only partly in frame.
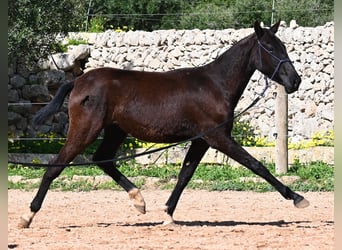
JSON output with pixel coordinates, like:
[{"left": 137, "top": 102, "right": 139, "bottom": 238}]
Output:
[
  {"left": 232, "top": 120, "right": 334, "bottom": 148},
  {"left": 178, "top": 1, "right": 235, "bottom": 30},
  {"left": 88, "top": 16, "right": 107, "bottom": 32},
  {"left": 50, "top": 38, "right": 89, "bottom": 54},
  {"left": 9, "top": 0, "right": 333, "bottom": 65},
  {"left": 86, "top": 0, "right": 333, "bottom": 31},
  {"left": 288, "top": 130, "right": 334, "bottom": 149},
  {"left": 232, "top": 0, "right": 272, "bottom": 28},
  {"left": 8, "top": 0, "right": 87, "bottom": 65},
  {"left": 8, "top": 132, "right": 145, "bottom": 154},
  {"left": 8, "top": 165, "right": 46, "bottom": 179},
  {"left": 8, "top": 133, "right": 65, "bottom": 154},
  {"left": 66, "top": 38, "right": 89, "bottom": 46},
  {"left": 8, "top": 161, "right": 334, "bottom": 192},
  {"left": 286, "top": 160, "right": 334, "bottom": 191},
  {"left": 232, "top": 120, "right": 258, "bottom": 146},
  {"left": 88, "top": 0, "right": 188, "bottom": 31},
  {"left": 112, "top": 26, "right": 135, "bottom": 33},
  {"left": 274, "top": 0, "right": 334, "bottom": 27}
]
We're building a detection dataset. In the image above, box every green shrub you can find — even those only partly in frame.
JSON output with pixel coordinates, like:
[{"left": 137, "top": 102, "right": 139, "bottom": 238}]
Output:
[
  {"left": 88, "top": 16, "right": 107, "bottom": 32},
  {"left": 66, "top": 38, "right": 88, "bottom": 46},
  {"left": 289, "top": 130, "right": 334, "bottom": 149},
  {"left": 8, "top": 133, "right": 64, "bottom": 154},
  {"left": 232, "top": 119, "right": 258, "bottom": 146}
]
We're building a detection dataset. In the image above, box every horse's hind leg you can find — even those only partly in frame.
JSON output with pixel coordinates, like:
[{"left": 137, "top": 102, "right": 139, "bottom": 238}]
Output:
[
  {"left": 93, "top": 124, "right": 146, "bottom": 214},
  {"left": 164, "top": 139, "right": 209, "bottom": 224},
  {"left": 19, "top": 165, "right": 66, "bottom": 228},
  {"left": 20, "top": 116, "right": 104, "bottom": 228}
]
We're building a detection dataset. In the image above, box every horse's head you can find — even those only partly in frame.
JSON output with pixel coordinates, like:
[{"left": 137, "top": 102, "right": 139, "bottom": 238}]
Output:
[{"left": 254, "top": 20, "right": 301, "bottom": 94}]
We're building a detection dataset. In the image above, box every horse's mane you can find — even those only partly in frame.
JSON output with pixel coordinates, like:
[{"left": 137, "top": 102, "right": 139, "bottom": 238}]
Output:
[{"left": 210, "top": 33, "right": 255, "bottom": 64}]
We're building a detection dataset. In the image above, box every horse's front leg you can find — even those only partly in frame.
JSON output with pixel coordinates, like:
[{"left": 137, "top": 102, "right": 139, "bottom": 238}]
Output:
[
  {"left": 205, "top": 131, "right": 310, "bottom": 208},
  {"left": 164, "top": 139, "right": 209, "bottom": 224}
]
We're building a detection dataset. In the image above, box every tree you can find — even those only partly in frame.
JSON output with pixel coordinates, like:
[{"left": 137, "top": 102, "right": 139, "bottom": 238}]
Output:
[
  {"left": 274, "top": 0, "right": 333, "bottom": 27},
  {"left": 88, "top": 0, "right": 189, "bottom": 31},
  {"left": 178, "top": 1, "right": 235, "bottom": 30},
  {"left": 87, "top": 0, "right": 333, "bottom": 31},
  {"left": 8, "top": 0, "right": 87, "bottom": 65},
  {"left": 232, "top": 0, "right": 273, "bottom": 28},
  {"left": 8, "top": 0, "right": 334, "bottom": 65}
]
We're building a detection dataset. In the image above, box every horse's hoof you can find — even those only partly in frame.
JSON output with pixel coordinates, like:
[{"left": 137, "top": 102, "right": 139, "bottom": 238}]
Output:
[
  {"left": 162, "top": 219, "right": 175, "bottom": 226},
  {"left": 134, "top": 204, "right": 146, "bottom": 214},
  {"left": 162, "top": 215, "right": 175, "bottom": 226},
  {"left": 294, "top": 197, "right": 310, "bottom": 208},
  {"left": 161, "top": 206, "right": 175, "bottom": 225},
  {"left": 18, "top": 214, "right": 32, "bottom": 228},
  {"left": 129, "top": 188, "right": 146, "bottom": 214}
]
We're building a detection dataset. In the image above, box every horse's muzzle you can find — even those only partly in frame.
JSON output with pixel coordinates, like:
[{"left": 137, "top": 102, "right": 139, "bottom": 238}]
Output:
[{"left": 285, "top": 77, "right": 301, "bottom": 94}]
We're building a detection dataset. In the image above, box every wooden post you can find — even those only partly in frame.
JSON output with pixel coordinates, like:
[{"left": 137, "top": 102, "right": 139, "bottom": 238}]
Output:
[{"left": 275, "top": 85, "right": 288, "bottom": 174}]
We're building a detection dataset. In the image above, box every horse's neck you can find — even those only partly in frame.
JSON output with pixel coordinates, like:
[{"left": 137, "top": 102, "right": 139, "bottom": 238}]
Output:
[{"left": 205, "top": 36, "right": 257, "bottom": 107}]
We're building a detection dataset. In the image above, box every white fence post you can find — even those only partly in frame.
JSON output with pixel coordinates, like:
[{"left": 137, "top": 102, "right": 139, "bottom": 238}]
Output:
[{"left": 275, "top": 85, "right": 288, "bottom": 174}]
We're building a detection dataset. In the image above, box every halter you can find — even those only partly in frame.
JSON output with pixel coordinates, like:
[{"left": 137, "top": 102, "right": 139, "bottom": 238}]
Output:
[{"left": 257, "top": 40, "right": 292, "bottom": 82}]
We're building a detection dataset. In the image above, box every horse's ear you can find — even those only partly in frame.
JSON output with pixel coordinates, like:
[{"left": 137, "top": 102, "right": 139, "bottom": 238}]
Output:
[
  {"left": 254, "top": 20, "right": 264, "bottom": 39},
  {"left": 270, "top": 20, "right": 281, "bottom": 34}
]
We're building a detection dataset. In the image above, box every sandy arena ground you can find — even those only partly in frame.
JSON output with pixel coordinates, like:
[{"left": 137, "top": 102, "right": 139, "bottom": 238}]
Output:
[{"left": 8, "top": 189, "right": 334, "bottom": 249}]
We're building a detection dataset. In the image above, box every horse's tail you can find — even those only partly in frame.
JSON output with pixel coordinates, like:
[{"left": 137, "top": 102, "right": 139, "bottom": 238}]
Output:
[{"left": 33, "top": 80, "right": 74, "bottom": 125}]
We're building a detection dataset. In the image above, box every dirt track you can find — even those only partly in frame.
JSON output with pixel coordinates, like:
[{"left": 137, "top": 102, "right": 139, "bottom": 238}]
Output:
[{"left": 8, "top": 189, "right": 334, "bottom": 250}]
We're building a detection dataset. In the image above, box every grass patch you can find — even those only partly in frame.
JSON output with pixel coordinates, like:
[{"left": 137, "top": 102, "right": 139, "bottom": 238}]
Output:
[{"left": 8, "top": 161, "right": 334, "bottom": 192}]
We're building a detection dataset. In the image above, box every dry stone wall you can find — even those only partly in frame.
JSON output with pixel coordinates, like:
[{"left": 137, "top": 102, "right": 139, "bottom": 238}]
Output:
[{"left": 8, "top": 21, "right": 334, "bottom": 142}]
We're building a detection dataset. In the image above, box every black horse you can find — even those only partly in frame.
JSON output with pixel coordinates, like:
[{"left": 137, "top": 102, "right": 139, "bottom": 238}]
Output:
[{"left": 19, "top": 21, "right": 309, "bottom": 228}]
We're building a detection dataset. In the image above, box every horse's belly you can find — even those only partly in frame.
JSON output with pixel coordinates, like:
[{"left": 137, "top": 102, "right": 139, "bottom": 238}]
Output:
[{"left": 119, "top": 118, "right": 194, "bottom": 143}]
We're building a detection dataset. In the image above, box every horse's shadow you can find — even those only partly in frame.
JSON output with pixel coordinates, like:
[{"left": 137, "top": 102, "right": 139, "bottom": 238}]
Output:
[
  {"left": 173, "top": 220, "right": 302, "bottom": 227},
  {"left": 95, "top": 219, "right": 313, "bottom": 228},
  {"left": 58, "top": 219, "right": 334, "bottom": 230}
]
